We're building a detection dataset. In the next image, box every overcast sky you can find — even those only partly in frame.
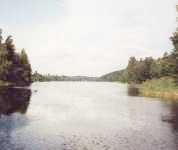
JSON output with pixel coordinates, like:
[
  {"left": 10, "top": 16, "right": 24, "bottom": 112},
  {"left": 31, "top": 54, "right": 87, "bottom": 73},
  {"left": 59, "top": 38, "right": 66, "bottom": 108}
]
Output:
[{"left": 0, "top": 0, "right": 177, "bottom": 76}]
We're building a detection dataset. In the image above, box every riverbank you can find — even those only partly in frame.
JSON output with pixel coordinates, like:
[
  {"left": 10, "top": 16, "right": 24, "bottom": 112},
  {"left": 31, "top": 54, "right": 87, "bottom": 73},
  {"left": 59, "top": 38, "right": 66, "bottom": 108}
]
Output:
[{"left": 139, "top": 77, "right": 178, "bottom": 101}]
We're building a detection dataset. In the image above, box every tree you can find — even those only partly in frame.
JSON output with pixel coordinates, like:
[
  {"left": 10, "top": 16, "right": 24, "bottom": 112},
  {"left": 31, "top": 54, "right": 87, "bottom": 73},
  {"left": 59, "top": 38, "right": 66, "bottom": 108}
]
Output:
[
  {"left": 20, "top": 49, "right": 30, "bottom": 65},
  {"left": 149, "top": 60, "right": 162, "bottom": 78},
  {"left": 0, "top": 29, "right": 3, "bottom": 44},
  {"left": 0, "top": 46, "right": 11, "bottom": 81},
  {"left": 0, "top": 29, "right": 32, "bottom": 86},
  {"left": 5, "top": 35, "right": 15, "bottom": 60},
  {"left": 127, "top": 56, "right": 163, "bottom": 83},
  {"left": 19, "top": 49, "right": 32, "bottom": 85},
  {"left": 170, "top": 32, "right": 178, "bottom": 74},
  {"left": 127, "top": 57, "right": 137, "bottom": 83}
]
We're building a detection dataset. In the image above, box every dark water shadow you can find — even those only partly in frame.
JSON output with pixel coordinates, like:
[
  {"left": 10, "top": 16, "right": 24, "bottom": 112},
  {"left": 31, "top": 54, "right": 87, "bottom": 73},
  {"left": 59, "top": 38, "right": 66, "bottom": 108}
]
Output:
[
  {"left": 168, "top": 103, "right": 178, "bottom": 131},
  {"left": 0, "top": 87, "right": 32, "bottom": 150},
  {"left": 127, "top": 85, "right": 140, "bottom": 96},
  {"left": 0, "top": 87, "right": 31, "bottom": 116},
  {"left": 128, "top": 84, "right": 178, "bottom": 148},
  {"left": 161, "top": 103, "right": 178, "bottom": 148}
]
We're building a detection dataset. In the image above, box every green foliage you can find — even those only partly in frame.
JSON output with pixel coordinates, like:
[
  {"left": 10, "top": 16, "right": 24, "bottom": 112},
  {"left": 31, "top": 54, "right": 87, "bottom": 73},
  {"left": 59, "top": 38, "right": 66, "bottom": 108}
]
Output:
[
  {"left": 20, "top": 49, "right": 29, "bottom": 65},
  {"left": 32, "top": 71, "right": 45, "bottom": 82},
  {"left": 0, "top": 29, "right": 2, "bottom": 44},
  {"left": 126, "top": 49, "right": 178, "bottom": 84},
  {"left": 170, "top": 32, "right": 178, "bottom": 75},
  {"left": 0, "top": 45, "right": 11, "bottom": 81},
  {"left": 0, "top": 29, "right": 32, "bottom": 86},
  {"left": 139, "top": 78, "right": 178, "bottom": 101},
  {"left": 127, "top": 57, "right": 137, "bottom": 82},
  {"left": 149, "top": 60, "right": 162, "bottom": 78},
  {"left": 100, "top": 69, "right": 128, "bottom": 82},
  {"left": 127, "top": 57, "right": 157, "bottom": 83},
  {"left": 141, "top": 78, "right": 178, "bottom": 92},
  {"left": 159, "top": 55, "right": 176, "bottom": 77}
]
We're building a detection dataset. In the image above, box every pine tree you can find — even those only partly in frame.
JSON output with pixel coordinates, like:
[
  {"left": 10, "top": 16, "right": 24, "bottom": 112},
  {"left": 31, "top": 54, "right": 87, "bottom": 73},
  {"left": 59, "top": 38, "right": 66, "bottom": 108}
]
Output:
[
  {"left": 19, "top": 49, "right": 32, "bottom": 85},
  {"left": 170, "top": 32, "right": 178, "bottom": 75},
  {"left": 0, "top": 29, "right": 32, "bottom": 86},
  {"left": 0, "top": 45, "right": 11, "bottom": 81}
]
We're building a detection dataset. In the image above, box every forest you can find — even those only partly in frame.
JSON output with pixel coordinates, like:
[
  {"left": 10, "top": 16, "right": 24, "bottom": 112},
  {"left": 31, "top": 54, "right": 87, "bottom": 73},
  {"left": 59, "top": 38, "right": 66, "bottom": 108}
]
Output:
[
  {"left": 0, "top": 29, "right": 32, "bottom": 86},
  {"left": 126, "top": 31, "right": 178, "bottom": 84},
  {"left": 102, "top": 30, "right": 178, "bottom": 84}
]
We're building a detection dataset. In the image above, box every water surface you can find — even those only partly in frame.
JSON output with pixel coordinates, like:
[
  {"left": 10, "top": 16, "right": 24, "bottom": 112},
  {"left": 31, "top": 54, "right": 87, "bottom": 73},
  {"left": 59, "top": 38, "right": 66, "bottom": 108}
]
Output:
[{"left": 0, "top": 82, "right": 178, "bottom": 150}]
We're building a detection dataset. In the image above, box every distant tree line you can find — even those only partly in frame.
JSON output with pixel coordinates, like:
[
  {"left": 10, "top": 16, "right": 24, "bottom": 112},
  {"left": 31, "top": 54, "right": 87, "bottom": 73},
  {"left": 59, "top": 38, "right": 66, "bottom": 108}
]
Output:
[
  {"left": 0, "top": 29, "right": 32, "bottom": 86},
  {"left": 32, "top": 71, "right": 100, "bottom": 82},
  {"left": 32, "top": 71, "right": 64, "bottom": 82}
]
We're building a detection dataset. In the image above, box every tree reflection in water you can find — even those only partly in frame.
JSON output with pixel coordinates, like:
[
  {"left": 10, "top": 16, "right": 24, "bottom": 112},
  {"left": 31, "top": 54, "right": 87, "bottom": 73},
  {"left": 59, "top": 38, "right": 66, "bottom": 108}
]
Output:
[
  {"left": 0, "top": 87, "right": 31, "bottom": 116},
  {"left": 169, "top": 103, "right": 178, "bottom": 148},
  {"left": 161, "top": 102, "right": 178, "bottom": 149},
  {"left": 128, "top": 85, "right": 178, "bottom": 148},
  {"left": 127, "top": 85, "right": 140, "bottom": 96},
  {"left": 0, "top": 87, "right": 31, "bottom": 150}
]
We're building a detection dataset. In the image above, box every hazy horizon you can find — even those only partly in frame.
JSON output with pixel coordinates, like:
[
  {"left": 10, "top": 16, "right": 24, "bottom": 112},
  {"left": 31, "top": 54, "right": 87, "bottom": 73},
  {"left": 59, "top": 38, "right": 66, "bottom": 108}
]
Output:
[{"left": 0, "top": 0, "right": 177, "bottom": 76}]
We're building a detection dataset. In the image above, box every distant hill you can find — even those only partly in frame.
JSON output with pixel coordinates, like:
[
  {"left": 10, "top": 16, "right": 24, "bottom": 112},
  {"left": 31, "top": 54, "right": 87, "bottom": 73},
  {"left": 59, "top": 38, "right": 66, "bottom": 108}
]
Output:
[
  {"left": 32, "top": 69, "right": 128, "bottom": 82},
  {"left": 99, "top": 69, "right": 128, "bottom": 82}
]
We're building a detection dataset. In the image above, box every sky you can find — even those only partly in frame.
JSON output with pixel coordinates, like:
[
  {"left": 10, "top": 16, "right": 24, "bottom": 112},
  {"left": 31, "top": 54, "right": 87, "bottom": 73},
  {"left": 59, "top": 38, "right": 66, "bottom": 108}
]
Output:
[{"left": 0, "top": 0, "right": 177, "bottom": 76}]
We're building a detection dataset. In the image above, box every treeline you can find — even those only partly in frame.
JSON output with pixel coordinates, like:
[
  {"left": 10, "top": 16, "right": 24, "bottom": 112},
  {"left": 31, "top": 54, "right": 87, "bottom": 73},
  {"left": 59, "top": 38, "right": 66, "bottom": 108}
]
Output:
[
  {"left": 32, "top": 71, "right": 64, "bottom": 82},
  {"left": 126, "top": 32, "right": 178, "bottom": 84},
  {"left": 0, "top": 29, "right": 32, "bottom": 86},
  {"left": 32, "top": 71, "right": 100, "bottom": 82},
  {"left": 101, "top": 31, "right": 178, "bottom": 84}
]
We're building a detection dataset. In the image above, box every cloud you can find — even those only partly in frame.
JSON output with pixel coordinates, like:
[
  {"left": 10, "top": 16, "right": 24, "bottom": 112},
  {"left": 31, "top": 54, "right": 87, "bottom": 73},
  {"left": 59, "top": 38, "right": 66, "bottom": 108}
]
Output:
[{"left": 0, "top": 0, "right": 177, "bottom": 76}]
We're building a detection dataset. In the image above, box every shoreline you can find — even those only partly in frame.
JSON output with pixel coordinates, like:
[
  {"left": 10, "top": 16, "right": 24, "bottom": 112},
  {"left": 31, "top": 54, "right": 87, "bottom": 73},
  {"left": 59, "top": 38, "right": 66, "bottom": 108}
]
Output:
[{"left": 140, "top": 90, "right": 178, "bottom": 102}]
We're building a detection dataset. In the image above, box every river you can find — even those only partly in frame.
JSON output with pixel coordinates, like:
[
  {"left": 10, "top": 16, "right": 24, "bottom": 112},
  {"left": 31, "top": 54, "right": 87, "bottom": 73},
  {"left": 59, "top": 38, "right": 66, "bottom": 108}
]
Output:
[{"left": 0, "top": 82, "right": 177, "bottom": 150}]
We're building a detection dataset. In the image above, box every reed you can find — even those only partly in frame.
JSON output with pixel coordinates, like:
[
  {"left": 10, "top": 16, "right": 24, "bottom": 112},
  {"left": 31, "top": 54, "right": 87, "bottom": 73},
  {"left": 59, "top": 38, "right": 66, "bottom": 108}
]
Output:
[{"left": 140, "top": 77, "right": 178, "bottom": 101}]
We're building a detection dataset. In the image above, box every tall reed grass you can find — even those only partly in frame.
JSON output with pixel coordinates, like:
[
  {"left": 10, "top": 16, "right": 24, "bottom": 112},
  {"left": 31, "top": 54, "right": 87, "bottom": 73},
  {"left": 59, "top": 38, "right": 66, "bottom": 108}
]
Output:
[{"left": 140, "top": 77, "right": 178, "bottom": 101}]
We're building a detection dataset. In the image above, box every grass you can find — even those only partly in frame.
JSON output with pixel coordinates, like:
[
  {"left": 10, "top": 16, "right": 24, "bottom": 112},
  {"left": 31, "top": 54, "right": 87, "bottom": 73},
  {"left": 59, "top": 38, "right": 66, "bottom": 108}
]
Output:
[
  {"left": 140, "top": 77, "right": 178, "bottom": 101},
  {"left": 0, "top": 80, "right": 11, "bottom": 86}
]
